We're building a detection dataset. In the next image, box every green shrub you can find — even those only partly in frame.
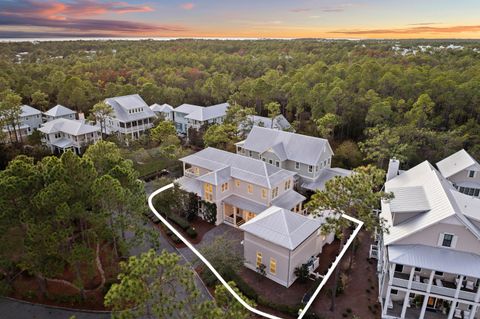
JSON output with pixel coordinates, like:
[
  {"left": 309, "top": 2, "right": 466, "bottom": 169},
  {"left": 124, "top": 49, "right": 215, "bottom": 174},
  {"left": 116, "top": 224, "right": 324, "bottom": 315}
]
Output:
[
  {"left": 186, "top": 227, "right": 197, "bottom": 238},
  {"left": 170, "top": 234, "right": 182, "bottom": 244},
  {"left": 168, "top": 214, "right": 190, "bottom": 230},
  {"left": 222, "top": 267, "right": 258, "bottom": 301}
]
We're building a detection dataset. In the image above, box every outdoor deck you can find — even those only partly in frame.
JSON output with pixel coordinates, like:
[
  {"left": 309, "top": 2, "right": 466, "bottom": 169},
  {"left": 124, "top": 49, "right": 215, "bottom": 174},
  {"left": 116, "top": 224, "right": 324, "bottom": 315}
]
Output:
[{"left": 387, "top": 301, "right": 448, "bottom": 319}]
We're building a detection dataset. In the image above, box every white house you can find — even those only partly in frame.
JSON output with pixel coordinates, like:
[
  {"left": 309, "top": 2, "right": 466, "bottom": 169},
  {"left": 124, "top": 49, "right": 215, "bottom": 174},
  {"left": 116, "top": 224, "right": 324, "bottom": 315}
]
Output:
[
  {"left": 2, "top": 105, "right": 43, "bottom": 142},
  {"left": 43, "top": 104, "right": 77, "bottom": 122},
  {"left": 377, "top": 156, "right": 480, "bottom": 319},
  {"left": 241, "top": 206, "right": 334, "bottom": 287},
  {"left": 172, "top": 102, "right": 229, "bottom": 135},
  {"left": 150, "top": 103, "right": 174, "bottom": 121},
  {"left": 437, "top": 149, "right": 480, "bottom": 197},
  {"left": 236, "top": 127, "right": 351, "bottom": 191},
  {"left": 38, "top": 118, "right": 101, "bottom": 155},
  {"left": 104, "top": 94, "right": 156, "bottom": 140}
]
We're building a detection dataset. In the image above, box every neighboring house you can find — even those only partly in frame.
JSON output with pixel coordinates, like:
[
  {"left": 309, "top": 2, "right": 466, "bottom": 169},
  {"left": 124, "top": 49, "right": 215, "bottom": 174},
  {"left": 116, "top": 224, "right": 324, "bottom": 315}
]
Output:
[
  {"left": 1, "top": 105, "right": 43, "bottom": 142},
  {"left": 172, "top": 102, "right": 229, "bottom": 135},
  {"left": 377, "top": 158, "right": 480, "bottom": 319},
  {"left": 43, "top": 104, "right": 77, "bottom": 122},
  {"left": 436, "top": 149, "right": 480, "bottom": 197},
  {"left": 38, "top": 118, "right": 101, "bottom": 155},
  {"left": 244, "top": 114, "right": 292, "bottom": 131},
  {"left": 104, "top": 94, "right": 156, "bottom": 140},
  {"left": 150, "top": 103, "right": 174, "bottom": 121},
  {"left": 241, "top": 206, "right": 334, "bottom": 287},
  {"left": 177, "top": 147, "right": 306, "bottom": 227},
  {"left": 236, "top": 126, "right": 351, "bottom": 191}
]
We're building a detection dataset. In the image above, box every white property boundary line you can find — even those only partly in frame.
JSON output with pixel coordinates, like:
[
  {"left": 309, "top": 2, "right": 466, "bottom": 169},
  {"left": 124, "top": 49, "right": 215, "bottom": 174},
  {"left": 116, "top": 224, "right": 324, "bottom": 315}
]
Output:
[{"left": 148, "top": 183, "right": 364, "bottom": 319}]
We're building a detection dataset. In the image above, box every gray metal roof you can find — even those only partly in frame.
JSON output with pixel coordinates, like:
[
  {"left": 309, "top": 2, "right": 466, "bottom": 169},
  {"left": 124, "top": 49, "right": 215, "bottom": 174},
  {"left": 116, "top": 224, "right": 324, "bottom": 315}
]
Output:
[
  {"left": 197, "top": 166, "right": 231, "bottom": 186},
  {"left": 241, "top": 126, "right": 333, "bottom": 166},
  {"left": 389, "top": 244, "right": 480, "bottom": 278},
  {"left": 388, "top": 186, "right": 431, "bottom": 213},
  {"left": 271, "top": 190, "right": 306, "bottom": 211},
  {"left": 381, "top": 161, "right": 480, "bottom": 245},
  {"left": 184, "top": 103, "right": 229, "bottom": 121},
  {"left": 241, "top": 206, "right": 322, "bottom": 250},
  {"left": 180, "top": 147, "right": 295, "bottom": 188},
  {"left": 150, "top": 103, "right": 173, "bottom": 113},
  {"left": 44, "top": 104, "right": 76, "bottom": 117},
  {"left": 450, "top": 190, "right": 480, "bottom": 223},
  {"left": 223, "top": 195, "right": 268, "bottom": 215},
  {"left": 39, "top": 118, "right": 99, "bottom": 136},
  {"left": 176, "top": 176, "right": 202, "bottom": 195},
  {"left": 105, "top": 94, "right": 155, "bottom": 123},
  {"left": 301, "top": 167, "right": 352, "bottom": 191},
  {"left": 246, "top": 114, "right": 292, "bottom": 130},
  {"left": 20, "top": 105, "right": 41, "bottom": 117},
  {"left": 174, "top": 103, "right": 201, "bottom": 114},
  {"left": 436, "top": 149, "right": 480, "bottom": 178}
]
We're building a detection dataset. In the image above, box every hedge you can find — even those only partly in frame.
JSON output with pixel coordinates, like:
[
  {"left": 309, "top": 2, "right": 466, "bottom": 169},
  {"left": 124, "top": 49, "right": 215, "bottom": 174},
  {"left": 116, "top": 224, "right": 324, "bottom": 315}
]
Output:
[
  {"left": 168, "top": 214, "right": 190, "bottom": 230},
  {"left": 186, "top": 227, "right": 198, "bottom": 238}
]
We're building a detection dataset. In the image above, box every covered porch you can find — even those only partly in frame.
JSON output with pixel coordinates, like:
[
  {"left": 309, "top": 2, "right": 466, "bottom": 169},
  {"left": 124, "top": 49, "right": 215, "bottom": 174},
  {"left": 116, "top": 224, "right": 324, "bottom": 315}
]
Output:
[{"left": 222, "top": 195, "right": 267, "bottom": 227}]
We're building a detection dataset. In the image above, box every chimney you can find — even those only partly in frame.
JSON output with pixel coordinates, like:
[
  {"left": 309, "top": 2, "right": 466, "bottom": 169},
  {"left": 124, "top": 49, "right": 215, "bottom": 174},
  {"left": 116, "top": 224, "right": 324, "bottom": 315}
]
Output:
[{"left": 386, "top": 158, "right": 400, "bottom": 181}]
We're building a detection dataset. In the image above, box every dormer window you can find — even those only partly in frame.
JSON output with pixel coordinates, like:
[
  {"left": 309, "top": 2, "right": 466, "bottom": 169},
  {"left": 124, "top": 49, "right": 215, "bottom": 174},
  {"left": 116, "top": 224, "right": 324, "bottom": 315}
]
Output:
[
  {"left": 469, "top": 170, "right": 476, "bottom": 178},
  {"left": 439, "top": 233, "right": 456, "bottom": 248}
]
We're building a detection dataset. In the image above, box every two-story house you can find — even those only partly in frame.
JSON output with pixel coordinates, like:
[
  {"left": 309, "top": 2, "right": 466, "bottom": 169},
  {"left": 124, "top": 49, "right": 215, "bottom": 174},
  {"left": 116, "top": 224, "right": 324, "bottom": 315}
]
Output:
[
  {"left": 2, "top": 105, "right": 43, "bottom": 142},
  {"left": 177, "top": 147, "right": 306, "bottom": 227},
  {"left": 150, "top": 103, "right": 174, "bottom": 121},
  {"left": 377, "top": 158, "right": 480, "bottom": 319},
  {"left": 172, "top": 102, "right": 229, "bottom": 135},
  {"left": 236, "top": 126, "right": 351, "bottom": 191},
  {"left": 104, "top": 94, "right": 156, "bottom": 140},
  {"left": 39, "top": 118, "right": 101, "bottom": 155},
  {"left": 43, "top": 104, "right": 77, "bottom": 122},
  {"left": 437, "top": 149, "right": 480, "bottom": 198}
]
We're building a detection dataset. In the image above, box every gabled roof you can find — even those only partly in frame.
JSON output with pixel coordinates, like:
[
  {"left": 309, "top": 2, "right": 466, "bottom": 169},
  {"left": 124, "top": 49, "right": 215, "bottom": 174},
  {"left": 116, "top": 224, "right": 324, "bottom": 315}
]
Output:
[
  {"left": 301, "top": 167, "right": 352, "bottom": 191},
  {"left": 388, "top": 186, "right": 431, "bottom": 213},
  {"left": 180, "top": 147, "right": 295, "bottom": 188},
  {"left": 241, "top": 126, "right": 332, "bottom": 166},
  {"left": 44, "top": 104, "right": 76, "bottom": 117},
  {"left": 105, "top": 94, "right": 155, "bottom": 122},
  {"left": 20, "top": 105, "right": 42, "bottom": 117},
  {"left": 38, "top": 118, "right": 99, "bottom": 136},
  {"left": 241, "top": 206, "right": 322, "bottom": 250},
  {"left": 436, "top": 149, "right": 480, "bottom": 178},
  {"left": 246, "top": 114, "right": 292, "bottom": 130},
  {"left": 184, "top": 103, "right": 229, "bottom": 121},
  {"left": 381, "top": 161, "right": 480, "bottom": 245},
  {"left": 150, "top": 103, "right": 173, "bottom": 113},
  {"left": 174, "top": 103, "right": 201, "bottom": 114}
]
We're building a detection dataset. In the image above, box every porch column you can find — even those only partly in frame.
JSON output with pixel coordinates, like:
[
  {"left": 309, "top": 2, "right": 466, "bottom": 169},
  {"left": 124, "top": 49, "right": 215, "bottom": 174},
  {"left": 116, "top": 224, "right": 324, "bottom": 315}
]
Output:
[
  {"left": 448, "top": 275, "right": 463, "bottom": 319},
  {"left": 419, "top": 270, "right": 436, "bottom": 319},
  {"left": 468, "top": 283, "right": 480, "bottom": 319},
  {"left": 233, "top": 207, "right": 237, "bottom": 225},
  {"left": 401, "top": 267, "right": 416, "bottom": 318},
  {"left": 382, "top": 263, "right": 396, "bottom": 316}
]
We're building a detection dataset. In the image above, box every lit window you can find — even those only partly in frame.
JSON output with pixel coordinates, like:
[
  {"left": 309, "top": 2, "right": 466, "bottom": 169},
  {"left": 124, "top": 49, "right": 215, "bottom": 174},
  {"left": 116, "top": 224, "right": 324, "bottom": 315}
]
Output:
[
  {"left": 221, "top": 182, "right": 229, "bottom": 192},
  {"left": 235, "top": 180, "right": 241, "bottom": 187},
  {"left": 194, "top": 167, "right": 200, "bottom": 175},
  {"left": 256, "top": 252, "right": 262, "bottom": 267},
  {"left": 261, "top": 188, "right": 267, "bottom": 199},
  {"left": 270, "top": 258, "right": 276, "bottom": 274},
  {"left": 271, "top": 187, "right": 278, "bottom": 198},
  {"left": 247, "top": 184, "right": 253, "bottom": 194}
]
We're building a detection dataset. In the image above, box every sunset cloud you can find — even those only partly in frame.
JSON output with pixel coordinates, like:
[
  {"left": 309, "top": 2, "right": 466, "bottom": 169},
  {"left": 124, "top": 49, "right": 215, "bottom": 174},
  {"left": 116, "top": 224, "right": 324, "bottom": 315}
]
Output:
[
  {"left": 330, "top": 25, "right": 480, "bottom": 35},
  {"left": 290, "top": 8, "right": 311, "bottom": 13},
  {"left": 180, "top": 3, "right": 195, "bottom": 10}
]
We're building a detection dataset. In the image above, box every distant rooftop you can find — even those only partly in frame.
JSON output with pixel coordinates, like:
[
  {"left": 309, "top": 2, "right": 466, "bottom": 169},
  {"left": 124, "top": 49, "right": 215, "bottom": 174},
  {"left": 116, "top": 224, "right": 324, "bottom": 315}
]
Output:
[{"left": 44, "top": 104, "right": 76, "bottom": 117}]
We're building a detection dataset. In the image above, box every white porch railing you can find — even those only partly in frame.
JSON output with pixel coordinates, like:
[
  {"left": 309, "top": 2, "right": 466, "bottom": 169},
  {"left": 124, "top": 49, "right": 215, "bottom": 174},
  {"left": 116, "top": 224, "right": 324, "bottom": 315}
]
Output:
[
  {"left": 184, "top": 169, "right": 198, "bottom": 178},
  {"left": 369, "top": 244, "right": 379, "bottom": 259},
  {"left": 224, "top": 215, "right": 234, "bottom": 224}
]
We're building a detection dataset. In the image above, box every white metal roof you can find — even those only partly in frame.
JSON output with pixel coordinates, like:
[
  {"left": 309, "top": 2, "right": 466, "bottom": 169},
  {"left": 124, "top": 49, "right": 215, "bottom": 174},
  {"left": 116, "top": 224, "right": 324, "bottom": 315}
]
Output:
[
  {"left": 241, "top": 126, "right": 333, "bottom": 166},
  {"left": 223, "top": 195, "right": 268, "bottom": 215},
  {"left": 44, "top": 104, "right": 76, "bottom": 117},
  {"left": 150, "top": 103, "right": 173, "bottom": 113},
  {"left": 20, "top": 105, "right": 41, "bottom": 117},
  {"left": 174, "top": 103, "right": 201, "bottom": 115},
  {"left": 38, "top": 118, "right": 99, "bottom": 136},
  {"left": 184, "top": 103, "right": 229, "bottom": 121},
  {"left": 389, "top": 244, "right": 480, "bottom": 278},
  {"left": 176, "top": 176, "right": 202, "bottom": 195},
  {"left": 271, "top": 190, "right": 306, "bottom": 211},
  {"left": 241, "top": 206, "right": 323, "bottom": 250},
  {"left": 105, "top": 94, "right": 155, "bottom": 123},
  {"left": 301, "top": 167, "right": 352, "bottom": 191},
  {"left": 246, "top": 114, "right": 292, "bottom": 130},
  {"left": 381, "top": 161, "right": 480, "bottom": 245},
  {"left": 180, "top": 147, "right": 295, "bottom": 188},
  {"left": 436, "top": 149, "right": 480, "bottom": 178},
  {"left": 388, "top": 186, "right": 431, "bottom": 213},
  {"left": 450, "top": 190, "right": 480, "bottom": 223}
]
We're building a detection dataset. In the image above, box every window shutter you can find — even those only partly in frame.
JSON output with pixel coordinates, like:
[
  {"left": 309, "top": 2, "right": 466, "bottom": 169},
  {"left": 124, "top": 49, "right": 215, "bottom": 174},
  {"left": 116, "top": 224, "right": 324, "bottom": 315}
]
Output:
[
  {"left": 437, "top": 233, "right": 445, "bottom": 246},
  {"left": 451, "top": 235, "right": 458, "bottom": 248}
]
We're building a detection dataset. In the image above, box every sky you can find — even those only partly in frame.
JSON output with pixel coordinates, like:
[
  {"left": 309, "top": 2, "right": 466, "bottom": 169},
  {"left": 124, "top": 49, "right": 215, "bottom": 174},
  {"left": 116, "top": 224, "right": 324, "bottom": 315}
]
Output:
[{"left": 1, "top": 0, "right": 480, "bottom": 39}]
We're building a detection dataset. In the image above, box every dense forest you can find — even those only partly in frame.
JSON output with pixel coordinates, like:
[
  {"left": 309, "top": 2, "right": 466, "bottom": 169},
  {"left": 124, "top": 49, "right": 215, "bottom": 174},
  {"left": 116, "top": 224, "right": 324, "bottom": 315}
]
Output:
[{"left": 1, "top": 39, "right": 479, "bottom": 167}]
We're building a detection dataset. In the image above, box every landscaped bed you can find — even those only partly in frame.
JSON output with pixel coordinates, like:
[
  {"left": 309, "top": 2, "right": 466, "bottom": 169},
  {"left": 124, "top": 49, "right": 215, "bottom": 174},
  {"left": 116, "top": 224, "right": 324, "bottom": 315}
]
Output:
[{"left": 154, "top": 217, "right": 216, "bottom": 248}]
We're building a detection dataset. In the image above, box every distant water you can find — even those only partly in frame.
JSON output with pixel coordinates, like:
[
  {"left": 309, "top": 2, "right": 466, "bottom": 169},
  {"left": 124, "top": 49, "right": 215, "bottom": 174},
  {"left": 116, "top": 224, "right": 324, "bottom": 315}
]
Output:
[{"left": 0, "top": 37, "right": 302, "bottom": 43}]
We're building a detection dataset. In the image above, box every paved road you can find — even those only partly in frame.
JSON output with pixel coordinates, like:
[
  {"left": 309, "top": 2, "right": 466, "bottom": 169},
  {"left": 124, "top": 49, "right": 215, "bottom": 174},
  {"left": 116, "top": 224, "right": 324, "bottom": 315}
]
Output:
[{"left": 0, "top": 181, "right": 211, "bottom": 319}]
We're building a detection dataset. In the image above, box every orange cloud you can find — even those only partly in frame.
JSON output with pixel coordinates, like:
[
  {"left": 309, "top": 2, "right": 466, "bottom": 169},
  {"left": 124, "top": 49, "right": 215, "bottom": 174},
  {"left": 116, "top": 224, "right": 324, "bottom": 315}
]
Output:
[
  {"left": 331, "top": 25, "right": 480, "bottom": 35},
  {"left": 180, "top": 3, "right": 195, "bottom": 10}
]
